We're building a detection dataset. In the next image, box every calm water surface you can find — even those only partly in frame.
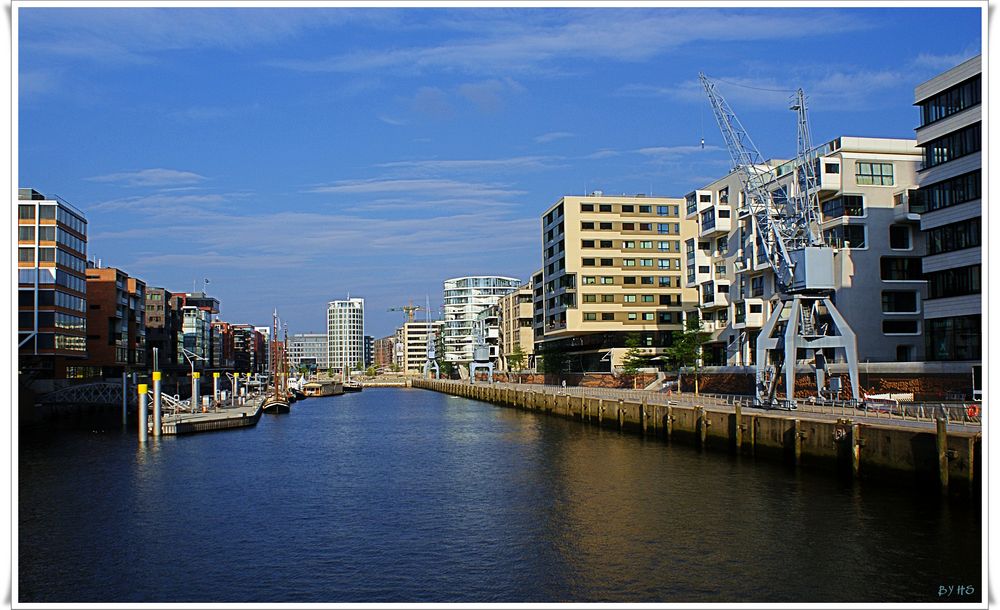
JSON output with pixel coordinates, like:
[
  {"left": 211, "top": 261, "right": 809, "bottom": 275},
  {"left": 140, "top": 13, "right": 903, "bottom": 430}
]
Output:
[{"left": 18, "top": 388, "right": 981, "bottom": 603}]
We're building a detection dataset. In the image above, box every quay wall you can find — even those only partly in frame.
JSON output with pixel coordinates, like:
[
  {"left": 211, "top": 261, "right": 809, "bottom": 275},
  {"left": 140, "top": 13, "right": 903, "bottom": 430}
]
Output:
[{"left": 413, "top": 380, "right": 980, "bottom": 496}]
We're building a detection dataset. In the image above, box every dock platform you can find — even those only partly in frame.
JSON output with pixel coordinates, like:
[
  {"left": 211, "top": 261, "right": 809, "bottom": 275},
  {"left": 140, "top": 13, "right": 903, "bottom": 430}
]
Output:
[{"left": 157, "top": 396, "right": 265, "bottom": 435}]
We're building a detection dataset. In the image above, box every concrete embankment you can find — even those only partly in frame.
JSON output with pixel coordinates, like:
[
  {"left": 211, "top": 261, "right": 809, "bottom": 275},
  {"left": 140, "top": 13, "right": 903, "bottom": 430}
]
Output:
[{"left": 412, "top": 379, "right": 980, "bottom": 497}]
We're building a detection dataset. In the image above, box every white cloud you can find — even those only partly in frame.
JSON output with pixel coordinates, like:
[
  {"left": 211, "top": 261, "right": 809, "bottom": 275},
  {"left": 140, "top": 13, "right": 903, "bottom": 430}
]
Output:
[
  {"left": 375, "top": 156, "right": 560, "bottom": 174},
  {"left": 534, "top": 131, "right": 575, "bottom": 144},
  {"left": 305, "top": 178, "right": 525, "bottom": 199},
  {"left": 268, "top": 9, "right": 870, "bottom": 76},
  {"left": 86, "top": 168, "right": 208, "bottom": 187}
]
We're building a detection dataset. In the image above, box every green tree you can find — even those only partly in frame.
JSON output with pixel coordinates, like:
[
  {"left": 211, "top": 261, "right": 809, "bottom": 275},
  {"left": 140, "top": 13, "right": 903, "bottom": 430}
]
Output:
[
  {"left": 537, "top": 345, "right": 567, "bottom": 376},
  {"left": 620, "top": 333, "right": 650, "bottom": 389},
  {"left": 506, "top": 344, "right": 526, "bottom": 383},
  {"left": 664, "top": 315, "right": 712, "bottom": 395},
  {"left": 365, "top": 365, "right": 377, "bottom": 377}
]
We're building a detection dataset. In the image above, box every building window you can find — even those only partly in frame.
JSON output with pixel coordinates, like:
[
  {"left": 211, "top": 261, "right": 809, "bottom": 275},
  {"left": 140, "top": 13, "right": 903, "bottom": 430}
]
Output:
[
  {"left": 880, "top": 257, "right": 922, "bottom": 281},
  {"left": 18, "top": 247, "right": 34, "bottom": 263},
  {"left": 623, "top": 259, "right": 636, "bottom": 267},
  {"left": 582, "top": 222, "right": 594, "bottom": 230},
  {"left": 627, "top": 313, "right": 637, "bottom": 320},
  {"left": 823, "top": 224, "right": 866, "bottom": 249},
  {"left": 600, "top": 240, "right": 613, "bottom": 248},
  {"left": 640, "top": 259, "right": 653, "bottom": 267},
  {"left": 919, "top": 75, "right": 981, "bottom": 126},
  {"left": 909, "top": 170, "right": 980, "bottom": 213},
  {"left": 582, "top": 240, "right": 594, "bottom": 248},
  {"left": 624, "top": 295, "right": 636, "bottom": 303},
  {"left": 751, "top": 276, "right": 764, "bottom": 297},
  {"left": 601, "top": 294, "right": 614, "bottom": 303},
  {"left": 599, "top": 222, "right": 612, "bottom": 230},
  {"left": 584, "top": 312, "right": 597, "bottom": 321},
  {"left": 599, "top": 204, "right": 612, "bottom": 212},
  {"left": 640, "top": 276, "right": 654, "bottom": 285},
  {"left": 623, "top": 277, "right": 636, "bottom": 285},
  {"left": 824, "top": 163, "right": 840, "bottom": 174},
  {"left": 18, "top": 227, "right": 34, "bottom": 242},
  {"left": 699, "top": 194, "right": 711, "bottom": 203},
  {"left": 856, "top": 162, "right": 894, "bottom": 186},
  {"left": 600, "top": 277, "right": 614, "bottom": 285},
  {"left": 601, "top": 312, "right": 615, "bottom": 321},
  {"left": 581, "top": 204, "right": 594, "bottom": 212},
  {"left": 881, "top": 291, "right": 919, "bottom": 313},
  {"left": 640, "top": 241, "right": 652, "bottom": 249},
  {"left": 889, "top": 225, "right": 911, "bottom": 250},
  {"left": 883, "top": 320, "right": 919, "bottom": 335},
  {"left": 925, "top": 265, "right": 980, "bottom": 299},
  {"left": 582, "top": 276, "right": 596, "bottom": 285},
  {"left": 639, "top": 205, "right": 651, "bottom": 213},
  {"left": 922, "top": 123, "right": 980, "bottom": 169},
  {"left": 639, "top": 223, "right": 652, "bottom": 231},
  {"left": 749, "top": 303, "right": 763, "bottom": 313},
  {"left": 622, "top": 223, "right": 635, "bottom": 231},
  {"left": 822, "top": 194, "right": 865, "bottom": 219},
  {"left": 926, "top": 218, "right": 980, "bottom": 255},
  {"left": 641, "top": 295, "right": 654, "bottom": 303},
  {"left": 600, "top": 258, "right": 613, "bottom": 266},
  {"left": 18, "top": 205, "right": 35, "bottom": 219},
  {"left": 623, "top": 240, "right": 635, "bottom": 249},
  {"left": 622, "top": 205, "right": 634, "bottom": 213},
  {"left": 582, "top": 258, "right": 595, "bottom": 267},
  {"left": 642, "top": 312, "right": 654, "bottom": 321},
  {"left": 925, "top": 314, "right": 980, "bottom": 361}
]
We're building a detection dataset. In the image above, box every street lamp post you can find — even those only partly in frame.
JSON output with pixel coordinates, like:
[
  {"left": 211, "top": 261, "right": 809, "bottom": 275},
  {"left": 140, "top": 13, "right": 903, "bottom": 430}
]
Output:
[{"left": 180, "top": 347, "right": 208, "bottom": 415}]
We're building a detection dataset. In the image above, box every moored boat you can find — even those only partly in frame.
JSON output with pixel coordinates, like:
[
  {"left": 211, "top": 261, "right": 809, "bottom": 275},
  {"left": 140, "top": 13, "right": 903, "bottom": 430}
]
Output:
[{"left": 303, "top": 380, "right": 344, "bottom": 397}]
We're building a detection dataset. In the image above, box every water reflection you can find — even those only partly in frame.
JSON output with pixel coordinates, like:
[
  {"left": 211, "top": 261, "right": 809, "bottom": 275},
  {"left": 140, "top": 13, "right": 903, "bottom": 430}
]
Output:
[{"left": 18, "top": 389, "right": 981, "bottom": 604}]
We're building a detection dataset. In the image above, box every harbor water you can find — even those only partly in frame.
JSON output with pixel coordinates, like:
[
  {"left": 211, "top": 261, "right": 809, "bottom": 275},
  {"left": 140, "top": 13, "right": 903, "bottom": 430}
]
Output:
[{"left": 18, "top": 387, "right": 981, "bottom": 603}]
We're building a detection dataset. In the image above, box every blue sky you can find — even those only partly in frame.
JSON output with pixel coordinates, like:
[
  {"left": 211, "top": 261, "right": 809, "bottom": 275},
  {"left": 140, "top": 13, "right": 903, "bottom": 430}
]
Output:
[{"left": 17, "top": 4, "right": 982, "bottom": 338}]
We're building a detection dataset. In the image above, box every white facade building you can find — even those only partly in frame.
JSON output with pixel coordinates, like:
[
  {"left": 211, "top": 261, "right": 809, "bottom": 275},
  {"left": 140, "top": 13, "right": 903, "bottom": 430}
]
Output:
[
  {"left": 686, "top": 136, "right": 924, "bottom": 365},
  {"left": 395, "top": 321, "right": 445, "bottom": 373},
  {"left": 442, "top": 276, "right": 520, "bottom": 366},
  {"left": 288, "top": 332, "right": 329, "bottom": 372},
  {"left": 327, "top": 298, "right": 365, "bottom": 375}
]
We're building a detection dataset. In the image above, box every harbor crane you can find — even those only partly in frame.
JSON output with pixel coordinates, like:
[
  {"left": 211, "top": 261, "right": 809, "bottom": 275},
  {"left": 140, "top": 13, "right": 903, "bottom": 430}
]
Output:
[
  {"left": 699, "top": 74, "right": 860, "bottom": 407},
  {"left": 388, "top": 302, "right": 423, "bottom": 324}
]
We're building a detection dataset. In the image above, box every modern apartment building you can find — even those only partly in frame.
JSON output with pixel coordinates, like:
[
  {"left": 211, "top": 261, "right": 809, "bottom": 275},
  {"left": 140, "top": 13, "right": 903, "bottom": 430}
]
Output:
[
  {"left": 81, "top": 265, "right": 147, "bottom": 378},
  {"left": 442, "top": 276, "right": 520, "bottom": 367},
  {"left": 911, "top": 55, "right": 981, "bottom": 362},
  {"left": 145, "top": 286, "right": 184, "bottom": 373},
  {"left": 17, "top": 188, "right": 88, "bottom": 379},
  {"left": 395, "top": 321, "right": 445, "bottom": 373},
  {"left": 537, "top": 194, "right": 698, "bottom": 371},
  {"left": 497, "top": 284, "right": 535, "bottom": 371},
  {"left": 327, "top": 297, "right": 365, "bottom": 375},
  {"left": 686, "top": 136, "right": 925, "bottom": 365},
  {"left": 289, "top": 332, "right": 329, "bottom": 372},
  {"left": 364, "top": 335, "right": 374, "bottom": 368},
  {"left": 254, "top": 325, "right": 272, "bottom": 373},
  {"left": 373, "top": 335, "right": 396, "bottom": 370},
  {"left": 232, "top": 324, "right": 267, "bottom": 374}
]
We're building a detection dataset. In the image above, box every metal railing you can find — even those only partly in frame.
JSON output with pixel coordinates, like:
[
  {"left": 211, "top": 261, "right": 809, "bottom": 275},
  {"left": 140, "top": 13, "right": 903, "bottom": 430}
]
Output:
[{"left": 431, "top": 379, "right": 982, "bottom": 427}]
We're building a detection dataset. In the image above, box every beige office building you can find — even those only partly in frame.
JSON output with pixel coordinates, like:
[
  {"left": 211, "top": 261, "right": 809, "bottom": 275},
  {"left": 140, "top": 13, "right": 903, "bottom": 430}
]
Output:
[
  {"left": 497, "top": 285, "right": 534, "bottom": 371},
  {"left": 395, "top": 321, "right": 444, "bottom": 373},
  {"left": 538, "top": 194, "right": 699, "bottom": 371}
]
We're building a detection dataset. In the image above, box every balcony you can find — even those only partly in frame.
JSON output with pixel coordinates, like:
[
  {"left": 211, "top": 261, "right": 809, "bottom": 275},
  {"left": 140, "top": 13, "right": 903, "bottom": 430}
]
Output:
[
  {"left": 815, "top": 158, "right": 842, "bottom": 194},
  {"left": 699, "top": 206, "right": 733, "bottom": 238},
  {"left": 893, "top": 189, "right": 923, "bottom": 222},
  {"left": 732, "top": 298, "right": 766, "bottom": 329}
]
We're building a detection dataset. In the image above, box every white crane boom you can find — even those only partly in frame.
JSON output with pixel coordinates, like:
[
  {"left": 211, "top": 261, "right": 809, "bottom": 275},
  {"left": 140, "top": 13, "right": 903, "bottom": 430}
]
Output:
[{"left": 699, "top": 74, "right": 861, "bottom": 405}]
